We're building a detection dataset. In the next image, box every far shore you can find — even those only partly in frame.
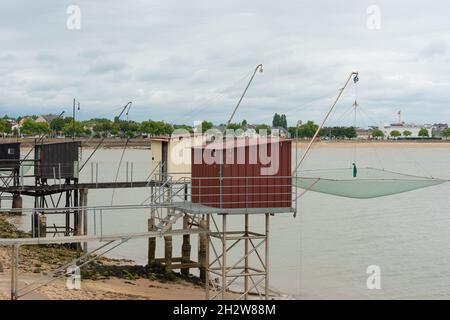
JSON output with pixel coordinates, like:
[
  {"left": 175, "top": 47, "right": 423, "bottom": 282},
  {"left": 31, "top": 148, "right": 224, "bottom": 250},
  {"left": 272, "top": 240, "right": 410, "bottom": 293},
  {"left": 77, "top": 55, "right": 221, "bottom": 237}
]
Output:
[
  {"left": 292, "top": 140, "right": 450, "bottom": 148},
  {"left": 2, "top": 137, "right": 450, "bottom": 150}
]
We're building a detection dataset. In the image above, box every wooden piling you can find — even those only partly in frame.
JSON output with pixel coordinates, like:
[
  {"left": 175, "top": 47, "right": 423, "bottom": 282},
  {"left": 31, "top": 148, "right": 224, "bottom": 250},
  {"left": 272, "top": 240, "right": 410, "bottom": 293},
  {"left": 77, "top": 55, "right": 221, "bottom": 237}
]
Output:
[
  {"left": 10, "top": 245, "right": 18, "bottom": 300},
  {"left": 147, "top": 217, "right": 156, "bottom": 265},
  {"left": 12, "top": 193, "right": 22, "bottom": 215},
  {"left": 181, "top": 213, "right": 191, "bottom": 276},
  {"left": 80, "top": 188, "right": 88, "bottom": 252},
  {"left": 39, "top": 214, "right": 47, "bottom": 238},
  {"left": 199, "top": 218, "right": 208, "bottom": 283},
  {"left": 164, "top": 226, "right": 173, "bottom": 271}
]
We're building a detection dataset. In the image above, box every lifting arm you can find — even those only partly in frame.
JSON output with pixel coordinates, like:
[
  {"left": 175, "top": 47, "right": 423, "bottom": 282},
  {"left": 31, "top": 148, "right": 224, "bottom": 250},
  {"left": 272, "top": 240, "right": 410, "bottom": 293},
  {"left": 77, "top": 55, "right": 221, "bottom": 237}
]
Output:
[
  {"left": 226, "top": 64, "right": 263, "bottom": 127},
  {"left": 293, "top": 71, "right": 359, "bottom": 175}
]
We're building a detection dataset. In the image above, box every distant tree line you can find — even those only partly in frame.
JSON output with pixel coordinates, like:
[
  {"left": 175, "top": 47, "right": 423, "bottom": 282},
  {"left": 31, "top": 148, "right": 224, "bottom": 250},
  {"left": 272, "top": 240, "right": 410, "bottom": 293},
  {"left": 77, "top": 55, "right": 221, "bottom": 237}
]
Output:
[
  {"left": 286, "top": 120, "right": 356, "bottom": 139},
  {"left": 0, "top": 113, "right": 369, "bottom": 140}
]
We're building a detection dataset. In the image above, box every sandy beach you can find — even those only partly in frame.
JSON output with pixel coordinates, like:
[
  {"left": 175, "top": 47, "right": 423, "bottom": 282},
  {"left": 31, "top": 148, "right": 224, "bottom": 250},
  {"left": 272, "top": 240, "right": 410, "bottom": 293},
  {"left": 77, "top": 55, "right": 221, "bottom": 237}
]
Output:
[{"left": 0, "top": 269, "right": 208, "bottom": 300}]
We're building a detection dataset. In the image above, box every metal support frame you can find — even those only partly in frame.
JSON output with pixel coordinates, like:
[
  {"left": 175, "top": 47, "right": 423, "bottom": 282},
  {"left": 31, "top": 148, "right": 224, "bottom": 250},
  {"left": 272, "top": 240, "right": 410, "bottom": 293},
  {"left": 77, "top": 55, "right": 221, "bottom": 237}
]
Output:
[
  {"left": 0, "top": 166, "right": 21, "bottom": 210},
  {"left": 8, "top": 238, "right": 129, "bottom": 300},
  {"left": 206, "top": 213, "right": 270, "bottom": 300},
  {"left": 32, "top": 176, "right": 80, "bottom": 238},
  {"left": 2, "top": 161, "right": 282, "bottom": 301}
]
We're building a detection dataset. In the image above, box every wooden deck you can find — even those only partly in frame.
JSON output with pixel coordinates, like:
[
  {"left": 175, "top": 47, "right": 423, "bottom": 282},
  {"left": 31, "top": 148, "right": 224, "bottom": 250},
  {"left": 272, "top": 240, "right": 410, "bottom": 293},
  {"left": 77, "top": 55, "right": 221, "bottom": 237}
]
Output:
[{"left": 0, "top": 180, "right": 171, "bottom": 196}]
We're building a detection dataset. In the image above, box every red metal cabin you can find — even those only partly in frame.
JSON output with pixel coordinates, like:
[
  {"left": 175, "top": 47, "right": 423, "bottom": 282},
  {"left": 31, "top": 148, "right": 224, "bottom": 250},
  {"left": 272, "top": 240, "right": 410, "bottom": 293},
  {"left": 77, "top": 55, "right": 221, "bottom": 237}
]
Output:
[{"left": 191, "top": 138, "right": 292, "bottom": 209}]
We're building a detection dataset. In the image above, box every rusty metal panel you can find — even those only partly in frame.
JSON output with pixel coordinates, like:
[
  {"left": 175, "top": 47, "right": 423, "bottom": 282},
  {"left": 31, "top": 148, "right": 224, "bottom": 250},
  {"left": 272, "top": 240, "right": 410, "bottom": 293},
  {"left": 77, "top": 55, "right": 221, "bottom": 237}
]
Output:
[{"left": 191, "top": 139, "right": 292, "bottom": 209}]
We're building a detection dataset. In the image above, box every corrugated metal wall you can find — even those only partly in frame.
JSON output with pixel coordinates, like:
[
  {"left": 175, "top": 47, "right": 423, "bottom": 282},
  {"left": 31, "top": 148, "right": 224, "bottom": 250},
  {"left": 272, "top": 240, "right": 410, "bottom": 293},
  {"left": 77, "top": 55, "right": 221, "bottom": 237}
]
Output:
[{"left": 191, "top": 139, "right": 292, "bottom": 209}]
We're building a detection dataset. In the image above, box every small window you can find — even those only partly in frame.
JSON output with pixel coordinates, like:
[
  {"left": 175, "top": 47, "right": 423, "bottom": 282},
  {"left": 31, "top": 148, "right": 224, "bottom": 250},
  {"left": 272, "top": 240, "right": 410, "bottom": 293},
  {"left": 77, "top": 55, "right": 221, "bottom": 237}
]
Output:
[{"left": 7, "top": 148, "right": 14, "bottom": 155}]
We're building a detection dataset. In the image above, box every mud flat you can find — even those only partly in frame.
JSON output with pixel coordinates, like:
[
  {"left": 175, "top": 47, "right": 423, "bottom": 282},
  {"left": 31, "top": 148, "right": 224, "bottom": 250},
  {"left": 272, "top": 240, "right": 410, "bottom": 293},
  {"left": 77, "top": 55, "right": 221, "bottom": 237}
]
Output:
[{"left": 0, "top": 215, "right": 206, "bottom": 300}]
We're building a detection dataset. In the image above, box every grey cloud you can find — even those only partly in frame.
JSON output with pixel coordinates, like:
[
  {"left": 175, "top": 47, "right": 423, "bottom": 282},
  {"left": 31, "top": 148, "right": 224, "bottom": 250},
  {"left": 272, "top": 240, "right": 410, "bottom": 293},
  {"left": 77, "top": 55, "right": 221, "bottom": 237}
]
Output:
[
  {"left": 88, "top": 60, "right": 126, "bottom": 74},
  {"left": 0, "top": 0, "right": 449, "bottom": 125},
  {"left": 36, "top": 52, "right": 59, "bottom": 62},
  {"left": 419, "top": 40, "right": 447, "bottom": 58}
]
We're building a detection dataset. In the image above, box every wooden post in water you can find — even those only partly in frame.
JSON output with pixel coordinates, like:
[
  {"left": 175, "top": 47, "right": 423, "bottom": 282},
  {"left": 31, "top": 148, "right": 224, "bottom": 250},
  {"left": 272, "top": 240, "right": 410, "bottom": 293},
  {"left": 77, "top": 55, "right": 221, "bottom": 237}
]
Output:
[
  {"left": 10, "top": 245, "right": 19, "bottom": 300},
  {"left": 12, "top": 193, "right": 22, "bottom": 215},
  {"left": 164, "top": 225, "right": 173, "bottom": 271},
  {"left": 181, "top": 213, "right": 191, "bottom": 276},
  {"left": 38, "top": 214, "right": 47, "bottom": 238},
  {"left": 148, "top": 185, "right": 156, "bottom": 266},
  {"left": 76, "top": 190, "right": 83, "bottom": 236},
  {"left": 147, "top": 217, "right": 156, "bottom": 265},
  {"left": 80, "top": 188, "right": 88, "bottom": 252},
  {"left": 199, "top": 217, "right": 208, "bottom": 283},
  {"left": 164, "top": 187, "right": 173, "bottom": 271}
]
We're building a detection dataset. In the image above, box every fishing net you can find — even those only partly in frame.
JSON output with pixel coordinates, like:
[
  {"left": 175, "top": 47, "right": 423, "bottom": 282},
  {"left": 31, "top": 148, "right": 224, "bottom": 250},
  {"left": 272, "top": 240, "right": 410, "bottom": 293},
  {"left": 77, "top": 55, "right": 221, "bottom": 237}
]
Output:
[{"left": 293, "top": 167, "right": 444, "bottom": 199}]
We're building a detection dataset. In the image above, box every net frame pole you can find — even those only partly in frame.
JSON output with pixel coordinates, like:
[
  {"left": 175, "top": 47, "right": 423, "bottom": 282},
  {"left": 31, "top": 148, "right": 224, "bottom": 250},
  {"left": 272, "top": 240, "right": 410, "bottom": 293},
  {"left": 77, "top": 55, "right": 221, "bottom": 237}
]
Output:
[
  {"left": 293, "top": 71, "right": 359, "bottom": 174},
  {"left": 226, "top": 64, "right": 263, "bottom": 127}
]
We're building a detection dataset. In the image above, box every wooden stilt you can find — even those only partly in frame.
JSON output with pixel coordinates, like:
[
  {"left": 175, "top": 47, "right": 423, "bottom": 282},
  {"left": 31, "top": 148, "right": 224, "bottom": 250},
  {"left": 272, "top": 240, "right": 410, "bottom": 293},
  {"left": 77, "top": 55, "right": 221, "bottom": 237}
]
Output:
[
  {"left": 39, "top": 214, "right": 47, "bottom": 238},
  {"left": 81, "top": 188, "right": 88, "bottom": 252},
  {"left": 164, "top": 226, "right": 173, "bottom": 271},
  {"left": 12, "top": 193, "right": 22, "bottom": 215},
  {"left": 181, "top": 213, "right": 191, "bottom": 276},
  {"left": 10, "top": 245, "right": 19, "bottom": 300},
  {"left": 199, "top": 218, "right": 208, "bottom": 282},
  {"left": 147, "top": 217, "right": 156, "bottom": 265}
]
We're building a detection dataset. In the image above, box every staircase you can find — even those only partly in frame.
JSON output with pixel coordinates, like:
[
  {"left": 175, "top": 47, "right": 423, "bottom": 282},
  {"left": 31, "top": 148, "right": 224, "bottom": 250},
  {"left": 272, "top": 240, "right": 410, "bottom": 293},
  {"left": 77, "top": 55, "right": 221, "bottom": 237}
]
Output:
[{"left": 148, "top": 162, "right": 190, "bottom": 234}]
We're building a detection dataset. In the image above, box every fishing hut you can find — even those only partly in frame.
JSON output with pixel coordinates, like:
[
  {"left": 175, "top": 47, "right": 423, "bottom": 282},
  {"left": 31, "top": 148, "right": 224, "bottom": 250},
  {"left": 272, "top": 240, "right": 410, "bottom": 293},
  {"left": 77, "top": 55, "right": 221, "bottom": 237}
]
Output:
[
  {"left": 0, "top": 137, "right": 170, "bottom": 241},
  {"left": 32, "top": 141, "right": 82, "bottom": 237},
  {"left": 0, "top": 142, "right": 21, "bottom": 209},
  {"left": 149, "top": 133, "right": 203, "bottom": 180}
]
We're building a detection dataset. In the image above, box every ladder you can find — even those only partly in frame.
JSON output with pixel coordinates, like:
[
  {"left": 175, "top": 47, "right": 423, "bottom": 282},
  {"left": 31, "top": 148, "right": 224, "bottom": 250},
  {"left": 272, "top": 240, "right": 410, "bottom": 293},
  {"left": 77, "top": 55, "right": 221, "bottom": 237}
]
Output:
[{"left": 148, "top": 162, "right": 190, "bottom": 233}]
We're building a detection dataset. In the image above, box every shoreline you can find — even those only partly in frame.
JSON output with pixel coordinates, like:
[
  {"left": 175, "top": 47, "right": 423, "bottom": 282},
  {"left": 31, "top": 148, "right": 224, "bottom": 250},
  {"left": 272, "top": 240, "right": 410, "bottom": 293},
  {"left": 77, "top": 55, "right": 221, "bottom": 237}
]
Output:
[
  {"left": 0, "top": 215, "right": 207, "bottom": 300},
  {"left": 292, "top": 140, "right": 450, "bottom": 148},
  {"left": 3, "top": 137, "right": 450, "bottom": 150}
]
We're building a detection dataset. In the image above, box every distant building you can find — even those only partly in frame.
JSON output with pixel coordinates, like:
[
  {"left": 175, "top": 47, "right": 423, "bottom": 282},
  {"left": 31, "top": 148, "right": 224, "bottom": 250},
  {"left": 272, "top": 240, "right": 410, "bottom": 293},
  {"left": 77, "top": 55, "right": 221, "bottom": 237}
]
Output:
[
  {"left": 35, "top": 116, "right": 47, "bottom": 123},
  {"left": 36, "top": 114, "right": 61, "bottom": 124},
  {"left": 356, "top": 128, "right": 372, "bottom": 139},
  {"left": 379, "top": 122, "right": 432, "bottom": 138},
  {"left": 11, "top": 124, "right": 20, "bottom": 135},
  {"left": 18, "top": 118, "right": 29, "bottom": 126},
  {"left": 431, "top": 123, "right": 448, "bottom": 138},
  {"left": 244, "top": 125, "right": 257, "bottom": 137},
  {"left": 6, "top": 119, "right": 17, "bottom": 126},
  {"left": 271, "top": 126, "right": 289, "bottom": 138}
]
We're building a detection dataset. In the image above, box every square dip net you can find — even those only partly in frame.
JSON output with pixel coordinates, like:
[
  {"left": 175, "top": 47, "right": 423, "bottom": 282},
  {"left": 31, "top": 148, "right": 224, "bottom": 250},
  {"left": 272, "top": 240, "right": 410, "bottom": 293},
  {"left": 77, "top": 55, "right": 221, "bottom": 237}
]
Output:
[{"left": 293, "top": 167, "right": 444, "bottom": 199}]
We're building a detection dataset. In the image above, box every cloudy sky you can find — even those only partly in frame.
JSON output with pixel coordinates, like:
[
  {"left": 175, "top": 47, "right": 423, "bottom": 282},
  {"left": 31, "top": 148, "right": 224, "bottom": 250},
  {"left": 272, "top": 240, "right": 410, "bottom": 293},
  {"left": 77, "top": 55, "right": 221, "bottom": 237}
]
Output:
[{"left": 0, "top": 0, "right": 449, "bottom": 126}]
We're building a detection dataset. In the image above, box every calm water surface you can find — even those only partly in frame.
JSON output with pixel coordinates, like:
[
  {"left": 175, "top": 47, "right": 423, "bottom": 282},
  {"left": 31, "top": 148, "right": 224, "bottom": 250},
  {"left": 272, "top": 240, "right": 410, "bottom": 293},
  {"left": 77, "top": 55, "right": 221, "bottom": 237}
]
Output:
[{"left": 13, "top": 146, "right": 450, "bottom": 299}]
